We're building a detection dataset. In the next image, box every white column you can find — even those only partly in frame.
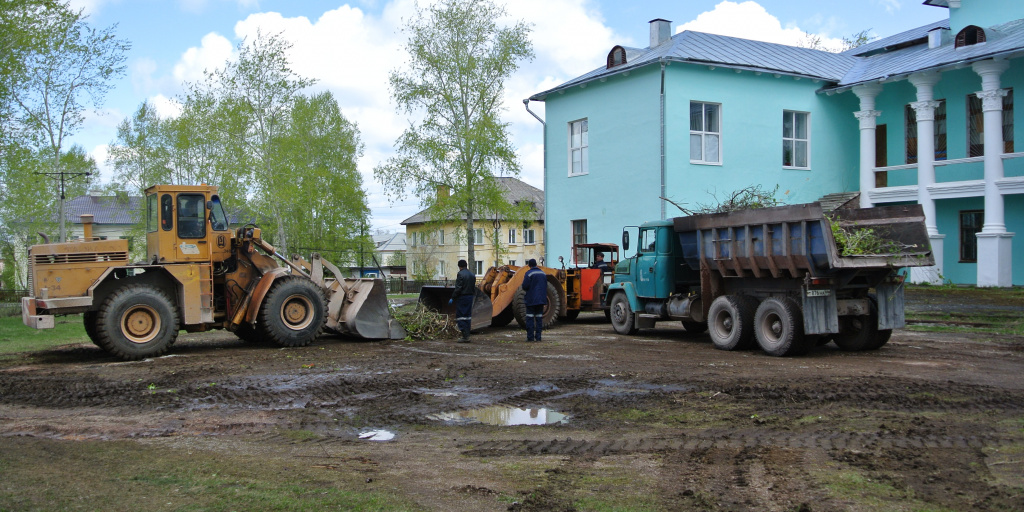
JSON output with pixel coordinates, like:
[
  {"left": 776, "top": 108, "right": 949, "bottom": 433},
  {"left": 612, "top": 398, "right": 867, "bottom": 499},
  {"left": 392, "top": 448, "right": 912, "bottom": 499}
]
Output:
[
  {"left": 908, "top": 72, "right": 944, "bottom": 284},
  {"left": 972, "top": 59, "right": 1013, "bottom": 287},
  {"left": 853, "top": 83, "right": 883, "bottom": 208}
]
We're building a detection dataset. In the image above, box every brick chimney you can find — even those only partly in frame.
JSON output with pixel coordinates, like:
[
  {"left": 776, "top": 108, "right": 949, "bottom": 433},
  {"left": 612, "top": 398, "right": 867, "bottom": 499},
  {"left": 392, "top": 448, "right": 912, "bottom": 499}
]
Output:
[{"left": 649, "top": 18, "right": 672, "bottom": 48}]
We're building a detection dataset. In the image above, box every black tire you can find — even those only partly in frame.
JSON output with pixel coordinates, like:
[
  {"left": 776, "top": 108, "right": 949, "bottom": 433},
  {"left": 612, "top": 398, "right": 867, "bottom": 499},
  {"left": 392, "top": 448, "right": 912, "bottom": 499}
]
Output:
[
  {"left": 604, "top": 309, "right": 612, "bottom": 322},
  {"left": 609, "top": 292, "right": 638, "bottom": 335},
  {"left": 513, "top": 282, "right": 561, "bottom": 330},
  {"left": 833, "top": 297, "right": 879, "bottom": 352},
  {"left": 682, "top": 320, "right": 708, "bottom": 334},
  {"left": 83, "top": 310, "right": 103, "bottom": 348},
  {"left": 563, "top": 309, "right": 581, "bottom": 321},
  {"left": 491, "top": 305, "right": 515, "bottom": 327},
  {"left": 96, "top": 284, "right": 179, "bottom": 361},
  {"left": 806, "top": 334, "right": 834, "bottom": 347},
  {"left": 234, "top": 322, "right": 263, "bottom": 343},
  {"left": 707, "top": 295, "right": 756, "bottom": 351},
  {"left": 754, "top": 297, "right": 807, "bottom": 357},
  {"left": 257, "top": 277, "right": 327, "bottom": 347},
  {"left": 865, "top": 295, "right": 892, "bottom": 350}
]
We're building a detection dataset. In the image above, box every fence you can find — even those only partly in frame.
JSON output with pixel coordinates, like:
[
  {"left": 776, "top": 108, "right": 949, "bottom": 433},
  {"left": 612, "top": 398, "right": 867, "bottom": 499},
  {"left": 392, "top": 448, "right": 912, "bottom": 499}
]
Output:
[
  {"left": 0, "top": 289, "right": 28, "bottom": 317},
  {"left": 384, "top": 277, "right": 453, "bottom": 294}
]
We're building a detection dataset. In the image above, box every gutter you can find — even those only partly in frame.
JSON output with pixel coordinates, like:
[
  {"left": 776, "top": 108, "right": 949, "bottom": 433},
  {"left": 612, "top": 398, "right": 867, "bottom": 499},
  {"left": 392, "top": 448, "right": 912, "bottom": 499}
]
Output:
[
  {"left": 523, "top": 99, "right": 548, "bottom": 265},
  {"left": 659, "top": 58, "right": 667, "bottom": 220}
]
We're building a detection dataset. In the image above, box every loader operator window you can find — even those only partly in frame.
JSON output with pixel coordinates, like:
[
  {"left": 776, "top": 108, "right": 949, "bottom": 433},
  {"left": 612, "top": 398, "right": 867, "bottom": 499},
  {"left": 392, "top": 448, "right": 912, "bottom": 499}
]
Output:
[
  {"left": 147, "top": 194, "right": 158, "bottom": 232},
  {"left": 177, "top": 194, "right": 206, "bottom": 239},
  {"left": 209, "top": 195, "right": 228, "bottom": 231},
  {"left": 160, "top": 194, "right": 173, "bottom": 231}
]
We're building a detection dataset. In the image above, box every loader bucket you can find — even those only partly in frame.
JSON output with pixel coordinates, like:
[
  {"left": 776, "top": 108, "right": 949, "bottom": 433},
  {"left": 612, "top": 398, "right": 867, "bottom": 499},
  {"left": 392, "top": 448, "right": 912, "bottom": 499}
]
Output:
[
  {"left": 418, "top": 285, "right": 493, "bottom": 331},
  {"left": 324, "top": 278, "right": 406, "bottom": 340}
]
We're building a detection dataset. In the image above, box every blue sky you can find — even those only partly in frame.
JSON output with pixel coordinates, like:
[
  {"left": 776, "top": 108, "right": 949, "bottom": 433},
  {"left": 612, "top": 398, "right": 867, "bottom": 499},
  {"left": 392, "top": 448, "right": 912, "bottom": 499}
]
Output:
[{"left": 66, "top": 0, "right": 949, "bottom": 231}]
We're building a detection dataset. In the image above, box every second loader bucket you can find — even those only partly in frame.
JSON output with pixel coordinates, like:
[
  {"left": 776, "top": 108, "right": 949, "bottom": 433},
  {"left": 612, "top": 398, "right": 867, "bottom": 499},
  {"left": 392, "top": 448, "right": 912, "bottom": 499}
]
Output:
[
  {"left": 324, "top": 278, "right": 406, "bottom": 339},
  {"left": 418, "top": 285, "right": 493, "bottom": 331}
]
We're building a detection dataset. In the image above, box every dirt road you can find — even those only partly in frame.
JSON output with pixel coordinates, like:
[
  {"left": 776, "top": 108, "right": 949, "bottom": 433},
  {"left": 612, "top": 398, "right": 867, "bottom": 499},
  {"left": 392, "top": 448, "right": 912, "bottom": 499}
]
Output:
[{"left": 1, "top": 290, "right": 1022, "bottom": 511}]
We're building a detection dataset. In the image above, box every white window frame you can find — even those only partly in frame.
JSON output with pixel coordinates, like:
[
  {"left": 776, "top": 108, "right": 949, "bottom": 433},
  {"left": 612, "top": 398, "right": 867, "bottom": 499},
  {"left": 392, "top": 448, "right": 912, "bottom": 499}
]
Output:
[
  {"left": 438, "top": 260, "right": 445, "bottom": 278},
  {"left": 474, "top": 261, "right": 484, "bottom": 275},
  {"left": 568, "top": 118, "right": 589, "bottom": 176},
  {"left": 508, "top": 228, "right": 517, "bottom": 244},
  {"left": 473, "top": 228, "right": 484, "bottom": 245},
  {"left": 690, "top": 101, "right": 722, "bottom": 165},
  {"left": 782, "top": 110, "right": 810, "bottom": 170},
  {"left": 523, "top": 228, "right": 536, "bottom": 245},
  {"left": 437, "top": 229, "right": 444, "bottom": 245}
]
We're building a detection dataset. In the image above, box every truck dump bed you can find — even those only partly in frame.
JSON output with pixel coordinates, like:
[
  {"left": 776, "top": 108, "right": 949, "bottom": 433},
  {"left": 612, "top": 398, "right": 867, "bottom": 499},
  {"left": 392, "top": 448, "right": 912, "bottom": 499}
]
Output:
[{"left": 673, "top": 203, "right": 934, "bottom": 279}]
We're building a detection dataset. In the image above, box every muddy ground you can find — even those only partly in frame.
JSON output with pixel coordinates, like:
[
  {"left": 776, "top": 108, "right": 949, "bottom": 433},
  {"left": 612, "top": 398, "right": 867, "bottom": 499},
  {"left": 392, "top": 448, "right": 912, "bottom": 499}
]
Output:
[{"left": 1, "top": 289, "right": 1023, "bottom": 511}]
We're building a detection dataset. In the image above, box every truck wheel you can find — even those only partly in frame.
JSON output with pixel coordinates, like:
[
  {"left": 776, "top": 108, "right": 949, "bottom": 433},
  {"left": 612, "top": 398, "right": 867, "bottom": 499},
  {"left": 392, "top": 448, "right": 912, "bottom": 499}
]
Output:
[
  {"left": 96, "top": 285, "right": 179, "bottom": 361},
  {"left": 834, "top": 297, "right": 881, "bottom": 351},
  {"left": 754, "top": 297, "right": 807, "bottom": 357},
  {"left": 682, "top": 320, "right": 708, "bottom": 334},
  {"left": 83, "top": 311, "right": 103, "bottom": 348},
  {"left": 257, "top": 277, "right": 327, "bottom": 347},
  {"left": 609, "top": 293, "right": 638, "bottom": 335},
  {"left": 865, "top": 295, "right": 891, "bottom": 350},
  {"left": 512, "top": 282, "right": 561, "bottom": 330},
  {"left": 708, "top": 295, "right": 755, "bottom": 350}
]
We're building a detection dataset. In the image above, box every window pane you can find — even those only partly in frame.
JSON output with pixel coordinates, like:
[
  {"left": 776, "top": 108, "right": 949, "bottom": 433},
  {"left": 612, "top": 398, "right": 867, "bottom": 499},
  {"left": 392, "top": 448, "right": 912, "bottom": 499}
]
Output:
[
  {"left": 705, "top": 104, "right": 719, "bottom": 133},
  {"left": 690, "top": 102, "right": 703, "bottom": 131},
  {"left": 795, "top": 113, "right": 807, "bottom": 139},
  {"left": 581, "top": 147, "right": 589, "bottom": 173},
  {"left": 571, "top": 124, "right": 581, "bottom": 149},
  {"left": 572, "top": 149, "right": 581, "bottom": 174},
  {"left": 704, "top": 134, "right": 720, "bottom": 163},
  {"left": 795, "top": 141, "right": 808, "bottom": 168},
  {"left": 690, "top": 134, "right": 702, "bottom": 160},
  {"left": 581, "top": 119, "right": 588, "bottom": 146},
  {"left": 783, "top": 112, "right": 793, "bottom": 139},
  {"left": 783, "top": 139, "right": 794, "bottom": 167}
]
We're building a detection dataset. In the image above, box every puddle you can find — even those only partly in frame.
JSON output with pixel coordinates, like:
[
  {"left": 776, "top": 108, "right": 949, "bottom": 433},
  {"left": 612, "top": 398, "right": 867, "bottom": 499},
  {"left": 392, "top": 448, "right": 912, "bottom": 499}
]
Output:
[
  {"left": 358, "top": 429, "right": 396, "bottom": 441},
  {"left": 429, "top": 406, "right": 568, "bottom": 425}
]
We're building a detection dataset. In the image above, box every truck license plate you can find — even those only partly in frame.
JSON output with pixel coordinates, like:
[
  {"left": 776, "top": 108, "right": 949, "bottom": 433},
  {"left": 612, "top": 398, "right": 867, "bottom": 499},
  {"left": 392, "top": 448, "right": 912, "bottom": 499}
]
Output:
[{"left": 806, "top": 289, "right": 831, "bottom": 297}]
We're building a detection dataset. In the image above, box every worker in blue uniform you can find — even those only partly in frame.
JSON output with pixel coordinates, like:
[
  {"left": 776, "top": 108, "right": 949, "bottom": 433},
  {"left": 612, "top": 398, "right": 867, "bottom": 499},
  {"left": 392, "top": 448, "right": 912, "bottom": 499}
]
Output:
[
  {"left": 449, "top": 259, "right": 475, "bottom": 343},
  {"left": 521, "top": 259, "right": 548, "bottom": 342}
]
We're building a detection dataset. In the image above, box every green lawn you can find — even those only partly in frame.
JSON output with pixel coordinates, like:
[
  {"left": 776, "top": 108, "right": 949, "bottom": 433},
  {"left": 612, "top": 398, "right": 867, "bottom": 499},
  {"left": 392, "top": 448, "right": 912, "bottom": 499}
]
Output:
[{"left": 0, "top": 313, "right": 90, "bottom": 355}]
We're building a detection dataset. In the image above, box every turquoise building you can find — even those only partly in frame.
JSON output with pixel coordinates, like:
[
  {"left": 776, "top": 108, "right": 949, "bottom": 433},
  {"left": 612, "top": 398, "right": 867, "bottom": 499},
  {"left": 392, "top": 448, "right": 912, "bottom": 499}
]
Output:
[{"left": 528, "top": 0, "right": 1024, "bottom": 286}]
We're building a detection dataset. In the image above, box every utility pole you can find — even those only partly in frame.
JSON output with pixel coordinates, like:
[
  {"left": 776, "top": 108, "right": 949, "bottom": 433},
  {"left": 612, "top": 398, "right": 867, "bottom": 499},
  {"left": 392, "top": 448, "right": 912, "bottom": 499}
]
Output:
[{"left": 36, "top": 170, "right": 91, "bottom": 243}]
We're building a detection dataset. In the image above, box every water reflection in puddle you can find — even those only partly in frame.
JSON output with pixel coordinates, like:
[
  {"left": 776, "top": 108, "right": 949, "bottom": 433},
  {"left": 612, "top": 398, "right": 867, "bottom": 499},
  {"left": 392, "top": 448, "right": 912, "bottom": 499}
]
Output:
[
  {"left": 430, "top": 406, "right": 568, "bottom": 426},
  {"left": 358, "top": 429, "right": 396, "bottom": 441}
]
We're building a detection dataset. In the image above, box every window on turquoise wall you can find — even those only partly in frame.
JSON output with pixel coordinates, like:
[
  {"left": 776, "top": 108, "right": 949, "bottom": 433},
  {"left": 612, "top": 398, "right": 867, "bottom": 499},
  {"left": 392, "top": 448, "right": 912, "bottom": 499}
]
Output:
[
  {"left": 569, "top": 119, "right": 589, "bottom": 176},
  {"left": 690, "top": 101, "right": 721, "bottom": 164},
  {"left": 905, "top": 100, "right": 947, "bottom": 164},
  {"left": 959, "top": 210, "right": 983, "bottom": 263},
  {"left": 572, "top": 219, "right": 588, "bottom": 264},
  {"left": 968, "top": 88, "right": 1014, "bottom": 158},
  {"left": 782, "top": 110, "right": 809, "bottom": 169}
]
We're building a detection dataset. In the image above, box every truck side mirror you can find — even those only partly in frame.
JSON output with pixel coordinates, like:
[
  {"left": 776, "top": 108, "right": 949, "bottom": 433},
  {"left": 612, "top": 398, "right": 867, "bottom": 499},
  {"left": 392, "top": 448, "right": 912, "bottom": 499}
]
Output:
[{"left": 622, "top": 231, "right": 630, "bottom": 251}]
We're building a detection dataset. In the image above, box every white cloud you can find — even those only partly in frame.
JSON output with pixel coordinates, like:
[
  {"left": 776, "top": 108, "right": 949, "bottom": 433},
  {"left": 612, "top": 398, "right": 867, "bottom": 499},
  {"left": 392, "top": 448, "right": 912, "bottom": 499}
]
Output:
[
  {"left": 149, "top": 94, "right": 184, "bottom": 119},
  {"left": 677, "top": 1, "right": 844, "bottom": 49},
  {"left": 89, "top": 144, "right": 114, "bottom": 182},
  {"left": 877, "top": 0, "right": 902, "bottom": 14},
  {"left": 173, "top": 32, "right": 234, "bottom": 84}
]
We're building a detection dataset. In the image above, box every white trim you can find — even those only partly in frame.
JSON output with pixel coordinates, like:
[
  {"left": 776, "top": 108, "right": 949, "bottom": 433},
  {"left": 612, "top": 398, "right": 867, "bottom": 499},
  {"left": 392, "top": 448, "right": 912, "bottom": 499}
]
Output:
[
  {"left": 568, "top": 118, "right": 589, "bottom": 177},
  {"left": 996, "top": 176, "right": 1024, "bottom": 195},
  {"left": 868, "top": 185, "right": 919, "bottom": 203},
  {"left": 929, "top": 180, "right": 985, "bottom": 199},
  {"left": 689, "top": 101, "right": 722, "bottom": 165}
]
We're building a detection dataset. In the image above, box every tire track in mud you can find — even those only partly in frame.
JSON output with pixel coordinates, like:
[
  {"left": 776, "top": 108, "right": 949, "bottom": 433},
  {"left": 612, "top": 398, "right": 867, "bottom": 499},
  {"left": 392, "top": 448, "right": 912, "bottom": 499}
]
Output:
[{"left": 458, "top": 431, "right": 1015, "bottom": 457}]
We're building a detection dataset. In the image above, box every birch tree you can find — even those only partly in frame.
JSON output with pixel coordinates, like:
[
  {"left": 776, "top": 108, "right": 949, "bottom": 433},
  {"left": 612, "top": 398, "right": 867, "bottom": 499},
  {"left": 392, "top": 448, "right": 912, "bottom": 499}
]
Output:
[{"left": 374, "top": 0, "right": 534, "bottom": 270}]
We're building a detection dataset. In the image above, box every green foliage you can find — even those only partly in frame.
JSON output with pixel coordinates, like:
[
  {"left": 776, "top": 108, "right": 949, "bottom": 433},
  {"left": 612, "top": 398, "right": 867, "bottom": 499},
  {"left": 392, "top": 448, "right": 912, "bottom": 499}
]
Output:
[
  {"left": 374, "top": 0, "right": 534, "bottom": 269},
  {"left": 829, "top": 216, "right": 904, "bottom": 256},
  {"left": 0, "top": 313, "right": 89, "bottom": 355},
  {"left": 391, "top": 303, "right": 460, "bottom": 341},
  {"left": 667, "top": 184, "right": 782, "bottom": 215}
]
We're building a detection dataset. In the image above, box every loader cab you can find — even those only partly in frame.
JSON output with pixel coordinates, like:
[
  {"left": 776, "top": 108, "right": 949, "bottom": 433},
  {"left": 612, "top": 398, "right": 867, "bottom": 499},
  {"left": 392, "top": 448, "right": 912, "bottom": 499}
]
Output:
[{"left": 145, "top": 185, "right": 232, "bottom": 264}]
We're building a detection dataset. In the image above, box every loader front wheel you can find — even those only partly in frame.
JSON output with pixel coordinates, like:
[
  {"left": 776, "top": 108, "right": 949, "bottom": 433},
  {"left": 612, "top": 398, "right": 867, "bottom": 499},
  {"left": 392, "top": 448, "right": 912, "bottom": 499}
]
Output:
[
  {"left": 96, "top": 285, "right": 179, "bottom": 361},
  {"left": 258, "top": 277, "right": 327, "bottom": 347}
]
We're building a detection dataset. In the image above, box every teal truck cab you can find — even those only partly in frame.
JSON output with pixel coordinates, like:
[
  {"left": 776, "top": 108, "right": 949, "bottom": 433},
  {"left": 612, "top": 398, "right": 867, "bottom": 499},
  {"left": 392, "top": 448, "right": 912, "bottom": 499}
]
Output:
[{"left": 604, "top": 202, "right": 934, "bottom": 356}]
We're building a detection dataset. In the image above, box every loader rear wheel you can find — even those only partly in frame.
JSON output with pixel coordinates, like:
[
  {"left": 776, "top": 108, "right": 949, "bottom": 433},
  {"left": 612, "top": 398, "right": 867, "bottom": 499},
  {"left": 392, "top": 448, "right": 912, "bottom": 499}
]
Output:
[
  {"left": 708, "top": 295, "right": 756, "bottom": 351},
  {"left": 258, "top": 277, "right": 327, "bottom": 347},
  {"left": 609, "top": 293, "right": 638, "bottom": 335},
  {"left": 754, "top": 297, "right": 808, "bottom": 357},
  {"left": 96, "top": 285, "right": 179, "bottom": 361},
  {"left": 513, "top": 282, "right": 561, "bottom": 330},
  {"left": 83, "top": 311, "right": 103, "bottom": 348}
]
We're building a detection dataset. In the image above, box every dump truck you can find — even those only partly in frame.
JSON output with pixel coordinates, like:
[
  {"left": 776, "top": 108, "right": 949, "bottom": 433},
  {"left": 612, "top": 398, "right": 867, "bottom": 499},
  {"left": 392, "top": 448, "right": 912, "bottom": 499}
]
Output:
[
  {"left": 420, "top": 242, "right": 620, "bottom": 331},
  {"left": 21, "top": 184, "right": 404, "bottom": 361},
  {"left": 606, "top": 202, "right": 934, "bottom": 356}
]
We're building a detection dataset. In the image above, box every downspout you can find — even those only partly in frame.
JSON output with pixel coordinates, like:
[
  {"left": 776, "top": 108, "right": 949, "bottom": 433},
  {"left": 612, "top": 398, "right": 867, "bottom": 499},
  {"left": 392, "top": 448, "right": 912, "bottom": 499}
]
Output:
[
  {"left": 659, "top": 59, "right": 667, "bottom": 220},
  {"left": 523, "top": 99, "right": 548, "bottom": 265}
]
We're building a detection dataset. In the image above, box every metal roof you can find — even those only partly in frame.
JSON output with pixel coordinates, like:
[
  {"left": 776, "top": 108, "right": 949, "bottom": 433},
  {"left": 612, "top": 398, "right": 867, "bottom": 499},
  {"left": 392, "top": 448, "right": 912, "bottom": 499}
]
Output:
[
  {"left": 63, "top": 194, "right": 141, "bottom": 224},
  {"left": 530, "top": 30, "right": 856, "bottom": 100},
  {"left": 401, "top": 177, "right": 544, "bottom": 225},
  {"left": 841, "top": 19, "right": 948, "bottom": 56}
]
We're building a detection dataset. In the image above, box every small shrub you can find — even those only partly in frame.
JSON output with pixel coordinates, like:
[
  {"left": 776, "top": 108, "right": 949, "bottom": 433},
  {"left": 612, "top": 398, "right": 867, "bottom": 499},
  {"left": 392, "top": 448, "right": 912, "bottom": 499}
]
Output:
[
  {"left": 391, "top": 303, "right": 460, "bottom": 341},
  {"left": 829, "top": 216, "right": 905, "bottom": 256}
]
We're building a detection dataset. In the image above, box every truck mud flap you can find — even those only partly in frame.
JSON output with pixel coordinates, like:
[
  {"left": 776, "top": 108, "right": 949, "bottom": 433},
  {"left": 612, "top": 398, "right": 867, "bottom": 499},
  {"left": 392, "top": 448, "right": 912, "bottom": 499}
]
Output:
[
  {"left": 875, "top": 283, "right": 905, "bottom": 330},
  {"left": 802, "top": 289, "right": 839, "bottom": 335},
  {"left": 418, "top": 286, "right": 493, "bottom": 331}
]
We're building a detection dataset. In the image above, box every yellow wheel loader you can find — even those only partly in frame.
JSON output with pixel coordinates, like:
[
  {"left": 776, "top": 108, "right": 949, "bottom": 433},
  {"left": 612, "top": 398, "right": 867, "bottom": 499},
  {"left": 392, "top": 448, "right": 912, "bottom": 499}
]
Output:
[{"left": 21, "top": 184, "right": 404, "bottom": 361}]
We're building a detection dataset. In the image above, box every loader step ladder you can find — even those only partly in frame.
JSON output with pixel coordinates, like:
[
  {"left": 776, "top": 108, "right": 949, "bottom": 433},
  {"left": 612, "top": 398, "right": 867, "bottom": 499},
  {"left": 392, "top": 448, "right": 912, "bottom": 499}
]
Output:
[{"left": 200, "top": 265, "right": 214, "bottom": 323}]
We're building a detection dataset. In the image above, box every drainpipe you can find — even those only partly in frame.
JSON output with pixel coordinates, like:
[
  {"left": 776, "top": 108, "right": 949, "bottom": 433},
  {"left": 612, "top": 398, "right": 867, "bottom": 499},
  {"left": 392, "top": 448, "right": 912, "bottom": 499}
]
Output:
[
  {"left": 659, "top": 59, "right": 667, "bottom": 220},
  {"left": 523, "top": 99, "right": 548, "bottom": 265}
]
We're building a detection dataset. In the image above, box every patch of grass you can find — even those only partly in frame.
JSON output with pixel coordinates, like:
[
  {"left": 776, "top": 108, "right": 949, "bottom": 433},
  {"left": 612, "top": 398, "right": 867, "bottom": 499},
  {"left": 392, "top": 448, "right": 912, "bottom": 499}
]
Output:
[
  {"left": 0, "top": 437, "right": 420, "bottom": 512},
  {"left": 0, "top": 313, "right": 89, "bottom": 354},
  {"left": 795, "top": 415, "right": 826, "bottom": 426},
  {"left": 280, "top": 429, "right": 321, "bottom": 442},
  {"left": 573, "top": 495, "right": 659, "bottom": 512}
]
